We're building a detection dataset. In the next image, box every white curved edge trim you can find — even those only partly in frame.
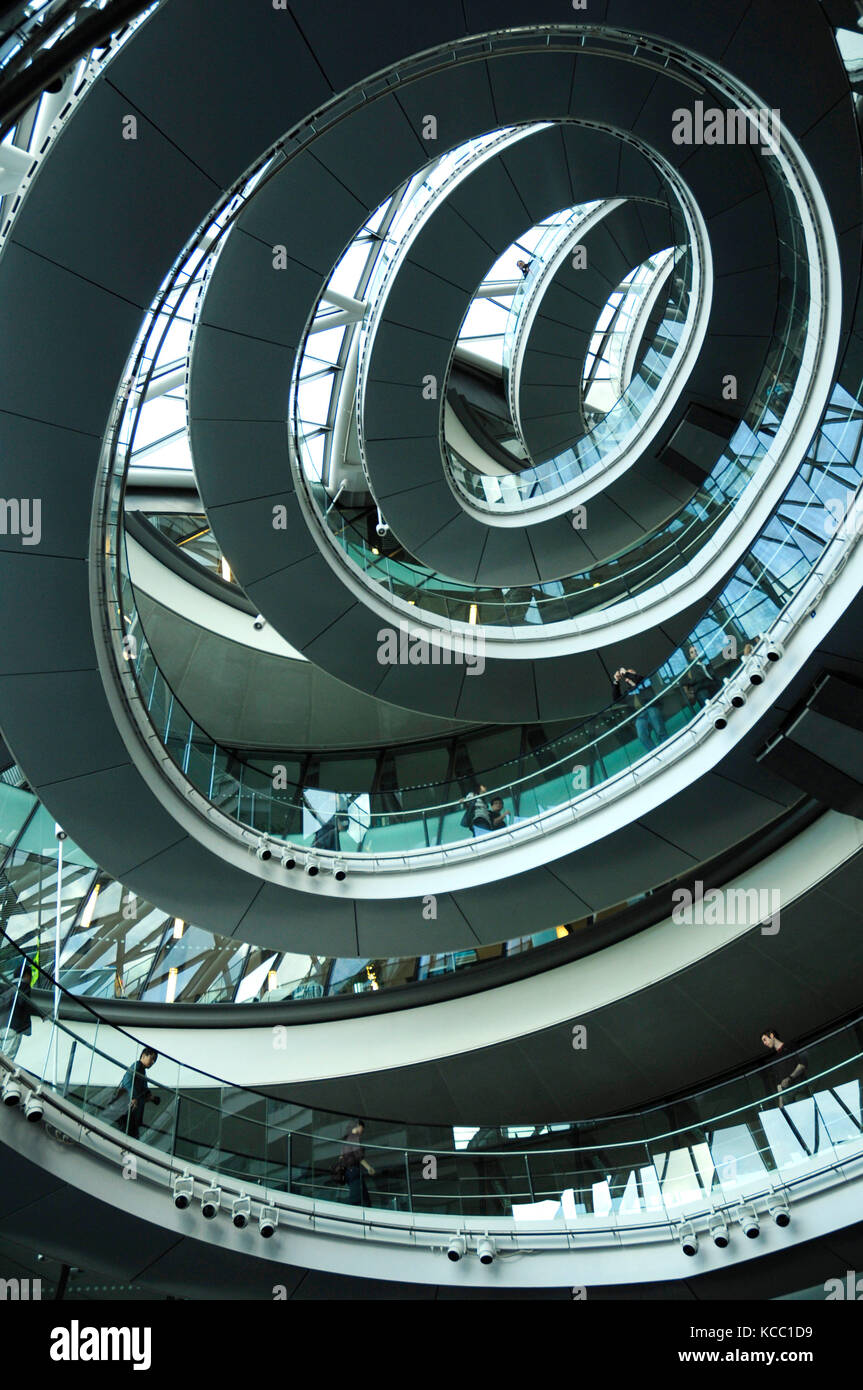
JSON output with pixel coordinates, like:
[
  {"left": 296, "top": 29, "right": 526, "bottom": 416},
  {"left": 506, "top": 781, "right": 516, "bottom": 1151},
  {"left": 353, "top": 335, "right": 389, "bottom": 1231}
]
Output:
[
  {"left": 127, "top": 533, "right": 308, "bottom": 660},
  {"left": 25, "top": 810, "right": 861, "bottom": 1085},
  {"left": 310, "top": 102, "right": 839, "bottom": 656},
  {"left": 90, "top": 473, "right": 863, "bottom": 898},
  {"left": 1, "top": 1062, "right": 860, "bottom": 1287},
  {"left": 616, "top": 249, "right": 677, "bottom": 395},
  {"left": 449, "top": 168, "right": 710, "bottom": 527}
]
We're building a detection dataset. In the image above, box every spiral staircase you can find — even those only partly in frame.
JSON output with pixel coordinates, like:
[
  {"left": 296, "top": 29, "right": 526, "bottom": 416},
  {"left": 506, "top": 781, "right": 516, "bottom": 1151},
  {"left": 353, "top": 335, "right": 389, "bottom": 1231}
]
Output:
[{"left": 0, "top": 0, "right": 862, "bottom": 1300}]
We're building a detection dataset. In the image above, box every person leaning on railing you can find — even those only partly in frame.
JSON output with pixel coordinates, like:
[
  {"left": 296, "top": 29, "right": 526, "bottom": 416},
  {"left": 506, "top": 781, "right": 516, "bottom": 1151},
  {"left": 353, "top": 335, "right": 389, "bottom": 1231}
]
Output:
[{"left": 461, "top": 784, "right": 493, "bottom": 836}]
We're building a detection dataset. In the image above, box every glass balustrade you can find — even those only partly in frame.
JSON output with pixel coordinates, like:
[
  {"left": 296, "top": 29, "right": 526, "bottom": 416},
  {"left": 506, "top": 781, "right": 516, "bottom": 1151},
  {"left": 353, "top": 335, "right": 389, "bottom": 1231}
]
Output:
[
  {"left": 108, "top": 367, "right": 863, "bottom": 858},
  {"left": 2, "top": 935, "right": 861, "bottom": 1225},
  {"left": 0, "top": 781, "right": 812, "bottom": 1008},
  {"left": 88, "top": 18, "right": 857, "bottom": 863},
  {"left": 445, "top": 233, "right": 691, "bottom": 511}
]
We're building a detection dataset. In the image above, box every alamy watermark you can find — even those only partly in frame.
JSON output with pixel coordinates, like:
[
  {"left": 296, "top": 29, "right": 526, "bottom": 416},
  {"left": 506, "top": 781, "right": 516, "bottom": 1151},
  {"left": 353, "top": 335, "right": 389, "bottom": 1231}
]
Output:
[
  {"left": 377, "top": 620, "right": 485, "bottom": 676},
  {"left": 0, "top": 1277, "right": 41, "bottom": 1300},
  {"left": 672, "top": 101, "right": 780, "bottom": 156},
  {"left": 0, "top": 498, "right": 40, "bottom": 545},
  {"left": 825, "top": 1270, "right": 863, "bottom": 1299},
  {"left": 672, "top": 881, "right": 780, "bottom": 935}
]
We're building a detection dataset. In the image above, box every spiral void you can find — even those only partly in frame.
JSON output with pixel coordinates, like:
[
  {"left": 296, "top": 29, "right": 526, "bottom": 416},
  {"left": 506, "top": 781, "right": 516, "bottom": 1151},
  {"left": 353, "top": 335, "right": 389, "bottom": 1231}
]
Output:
[{"left": 0, "top": 0, "right": 862, "bottom": 968}]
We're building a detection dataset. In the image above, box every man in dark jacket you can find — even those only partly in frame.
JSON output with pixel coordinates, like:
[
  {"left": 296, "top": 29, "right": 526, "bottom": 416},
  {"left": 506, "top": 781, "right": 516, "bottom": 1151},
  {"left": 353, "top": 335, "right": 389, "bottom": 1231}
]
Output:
[
  {"left": 115, "top": 1046, "right": 161, "bottom": 1139},
  {"left": 0, "top": 966, "right": 36, "bottom": 1062},
  {"left": 339, "top": 1119, "right": 375, "bottom": 1206},
  {"left": 761, "top": 1029, "right": 809, "bottom": 1108}
]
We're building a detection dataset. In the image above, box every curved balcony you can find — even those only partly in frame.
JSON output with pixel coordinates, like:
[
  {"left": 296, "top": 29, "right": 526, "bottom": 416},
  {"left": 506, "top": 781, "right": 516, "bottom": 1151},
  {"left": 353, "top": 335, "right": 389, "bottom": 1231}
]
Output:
[
  {"left": 447, "top": 222, "right": 691, "bottom": 514},
  {"left": 0, "top": 778, "right": 817, "bottom": 1011},
  {"left": 0, "top": 0, "right": 860, "bottom": 947},
  {"left": 2, "top": 935, "right": 862, "bottom": 1284},
  {"left": 104, "top": 346, "right": 863, "bottom": 867}
]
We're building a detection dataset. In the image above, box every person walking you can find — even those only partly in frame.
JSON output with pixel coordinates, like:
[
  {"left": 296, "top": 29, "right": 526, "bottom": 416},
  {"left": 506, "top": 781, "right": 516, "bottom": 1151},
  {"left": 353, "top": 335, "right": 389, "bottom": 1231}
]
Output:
[
  {"left": 761, "top": 1029, "right": 808, "bottom": 1108},
  {"left": 0, "top": 964, "right": 36, "bottom": 1062},
  {"left": 114, "top": 1046, "right": 161, "bottom": 1139},
  {"left": 339, "top": 1120, "right": 375, "bottom": 1206}
]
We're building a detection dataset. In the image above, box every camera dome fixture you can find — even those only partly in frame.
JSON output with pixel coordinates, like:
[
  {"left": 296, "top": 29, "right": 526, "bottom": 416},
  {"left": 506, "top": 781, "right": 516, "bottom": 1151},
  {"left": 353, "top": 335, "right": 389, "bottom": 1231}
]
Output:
[
  {"left": 768, "top": 1194, "right": 791, "bottom": 1228},
  {"left": 677, "top": 1221, "right": 698, "bottom": 1257},
  {"left": 201, "top": 1186, "right": 221, "bottom": 1220},
  {"left": 748, "top": 660, "right": 767, "bottom": 686},
  {"left": 736, "top": 1205, "right": 760, "bottom": 1240},
  {"left": 259, "top": 1207, "right": 278, "bottom": 1239},
  {"left": 709, "top": 1213, "right": 729, "bottom": 1249},
  {"left": 24, "top": 1091, "right": 44, "bottom": 1124},
  {"left": 2, "top": 1076, "right": 22, "bottom": 1107},
  {"left": 232, "top": 1195, "right": 251, "bottom": 1229},
  {"left": 172, "top": 1175, "right": 194, "bottom": 1210}
]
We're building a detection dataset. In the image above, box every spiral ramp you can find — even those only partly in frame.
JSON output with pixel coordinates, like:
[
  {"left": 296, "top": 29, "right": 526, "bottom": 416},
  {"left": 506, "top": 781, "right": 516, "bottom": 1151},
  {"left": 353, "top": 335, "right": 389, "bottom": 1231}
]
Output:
[{"left": 0, "top": 0, "right": 861, "bottom": 1302}]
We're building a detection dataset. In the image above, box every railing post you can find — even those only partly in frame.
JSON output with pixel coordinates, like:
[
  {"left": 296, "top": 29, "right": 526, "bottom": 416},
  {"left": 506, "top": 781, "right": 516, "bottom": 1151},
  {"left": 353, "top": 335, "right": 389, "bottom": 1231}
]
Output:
[
  {"left": 62, "top": 1039, "right": 77, "bottom": 1098},
  {"left": 524, "top": 1154, "right": 536, "bottom": 1204},
  {"left": 404, "top": 1151, "right": 413, "bottom": 1212},
  {"left": 171, "top": 1090, "right": 180, "bottom": 1161}
]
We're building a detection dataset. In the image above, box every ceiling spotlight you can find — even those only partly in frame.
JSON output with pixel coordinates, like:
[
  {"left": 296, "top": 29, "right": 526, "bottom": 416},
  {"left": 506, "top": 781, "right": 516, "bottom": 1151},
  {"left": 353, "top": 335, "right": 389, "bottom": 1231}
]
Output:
[
  {"left": 201, "top": 1186, "right": 221, "bottom": 1220},
  {"left": 24, "top": 1091, "right": 44, "bottom": 1124},
  {"left": 332, "top": 861, "right": 347, "bottom": 882},
  {"left": 256, "top": 841, "right": 272, "bottom": 862},
  {"left": 709, "top": 1213, "right": 729, "bottom": 1249},
  {"left": 713, "top": 703, "right": 734, "bottom": 731},
  {"left": 730, "top": 687, "right": 747, "bottom": 709},
  {"left": 446, "top": 1236, "right": 466, "bottom": 1263},
  {"left": 736, "top": 1204, "right": 760, "bottom": 1239},
  {"left": 764, "top": 639, "right": 784, "bottom": 662},
  {"left": 253, "top": 614, "right": 266, "bottom": 631},
  {"left": 1, "top": 1075, "right": 22, "bottom": 1107},
  {"left": 768, "top": 1194, "right": 791, "bottom": 1228},
  {"left": 748, "top": 661, "right": 767, "bottom": 686},
  {"left": 477, "top": 1237, "right": 496, "bottom": 1266},
  {"left": 259, "top": 1207, "right": 278, "bottom": 1239},
  {"left": 306, "top": 859, "right": 319, "bottom": 878},
  {"left": 280, "top": 852, "right": 297, "bottom": 870},
  {"left": 172, "top": 1175, "right": 194, "bottom": 1210},
  {"left": 232, "top": 1195, "right": 251, "bottom": 1229},
  {"left": 677, "top": 1221, "right": 698, "bottom": 1257}
]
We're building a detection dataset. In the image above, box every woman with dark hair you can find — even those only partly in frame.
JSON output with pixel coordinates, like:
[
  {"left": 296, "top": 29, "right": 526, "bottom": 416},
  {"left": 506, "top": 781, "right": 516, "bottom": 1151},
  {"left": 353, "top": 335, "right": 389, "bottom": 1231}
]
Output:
[{"left": 339, "top": 1119, "right": 375, "bottom": 1207}]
